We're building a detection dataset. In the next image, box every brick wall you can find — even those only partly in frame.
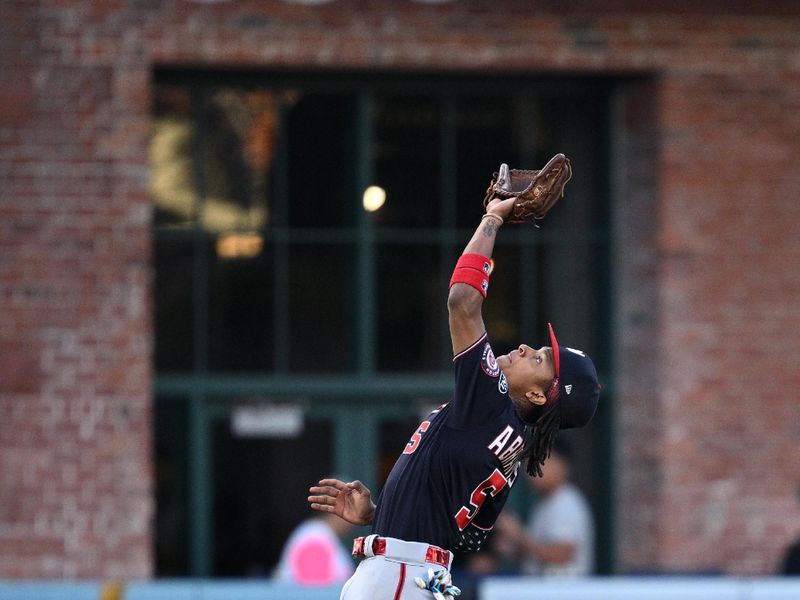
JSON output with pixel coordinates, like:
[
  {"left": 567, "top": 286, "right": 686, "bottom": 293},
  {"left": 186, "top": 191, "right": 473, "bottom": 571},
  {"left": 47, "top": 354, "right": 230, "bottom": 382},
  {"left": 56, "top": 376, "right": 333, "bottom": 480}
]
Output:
[
  {"left": 1, "top": 0, "right": 799, "bottom": 578},
  {"left": 613, "top": 78, "right": 664, "bottom": 570},
  {"left": 656, "top": 68, "right": 800, "bottom": 573},
  {"left": 0, "top": 0, "right": 153, "bottom": 578}
]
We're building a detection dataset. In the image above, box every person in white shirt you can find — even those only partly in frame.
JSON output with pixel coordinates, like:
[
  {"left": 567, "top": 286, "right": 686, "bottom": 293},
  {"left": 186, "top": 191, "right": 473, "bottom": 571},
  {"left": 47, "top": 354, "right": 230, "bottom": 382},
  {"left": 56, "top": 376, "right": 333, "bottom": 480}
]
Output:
[
  {"left": 274, "top": 512, "right": 355, "bottom": 586},
  {"left": 496, "top": 440, "right": 594, "bottom": 577}
]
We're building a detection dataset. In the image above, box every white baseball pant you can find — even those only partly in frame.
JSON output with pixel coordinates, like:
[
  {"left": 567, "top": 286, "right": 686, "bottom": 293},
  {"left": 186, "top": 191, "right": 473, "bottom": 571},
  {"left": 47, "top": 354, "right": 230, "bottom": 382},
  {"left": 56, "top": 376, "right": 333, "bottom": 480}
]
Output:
[{"left": 340, "top": 535, "right": 455, "bottom": 600}]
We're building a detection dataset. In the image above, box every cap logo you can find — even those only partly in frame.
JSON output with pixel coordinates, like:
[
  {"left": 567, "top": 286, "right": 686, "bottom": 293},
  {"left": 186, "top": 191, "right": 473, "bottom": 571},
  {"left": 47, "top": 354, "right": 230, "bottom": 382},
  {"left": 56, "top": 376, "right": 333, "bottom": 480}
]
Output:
[
  {"left": 565, "top": 347, "right": 586, "bottom": 358},
  {"left": 565, "top": 384, "right": 573, "bottom": 395}
]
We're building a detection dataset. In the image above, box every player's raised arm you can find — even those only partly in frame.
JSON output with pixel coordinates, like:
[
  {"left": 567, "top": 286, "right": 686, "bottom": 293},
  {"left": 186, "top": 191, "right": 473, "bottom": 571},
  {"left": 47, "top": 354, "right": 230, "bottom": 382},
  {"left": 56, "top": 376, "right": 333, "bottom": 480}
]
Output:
[{"left": 447, "top": 197, "right": 516, "bottom": 355}]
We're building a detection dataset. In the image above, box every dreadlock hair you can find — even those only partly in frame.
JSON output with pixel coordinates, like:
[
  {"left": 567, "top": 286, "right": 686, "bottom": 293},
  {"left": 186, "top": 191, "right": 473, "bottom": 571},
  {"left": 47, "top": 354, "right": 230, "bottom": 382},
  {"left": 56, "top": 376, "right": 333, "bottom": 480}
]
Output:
[{"left": 521, "top": 378, "right": 562, "bottom": 477}]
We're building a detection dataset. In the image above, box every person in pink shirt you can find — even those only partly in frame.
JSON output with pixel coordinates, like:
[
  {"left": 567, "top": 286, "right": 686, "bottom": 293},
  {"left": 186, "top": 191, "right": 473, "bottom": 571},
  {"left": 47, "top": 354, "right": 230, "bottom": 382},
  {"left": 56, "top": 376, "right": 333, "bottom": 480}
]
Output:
[{"left": 275, "top": 512, "right": 355, "bottom": 586}]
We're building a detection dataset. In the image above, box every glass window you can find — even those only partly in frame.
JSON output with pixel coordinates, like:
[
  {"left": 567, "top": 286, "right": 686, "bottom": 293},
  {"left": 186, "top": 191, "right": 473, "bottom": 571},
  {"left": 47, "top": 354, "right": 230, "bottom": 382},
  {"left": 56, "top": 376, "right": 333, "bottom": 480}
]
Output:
[
  {"left": 212, "top": 412, "right": 333, "bottom": 576},
  {"left": 455, "top": 96, "right": 517, "bottom": 228},
  {"left": 376, "top": 244, "right": 443, "bottom": 371},
  {"left": 198, "top": 90, "right": 275, "bottom": 233},
  {"left": 208, "top": 238, "right": 274, "bottom": 372},
  {"left": 154, "top": 396, "right": 189, "bottom": 576},
  {"left": 151, "top": 86, "right": 196, "bottom": 229},
  {"left": 288, "top": 244, "right": 354, "bottom": 372},
  {"left": 373, "top": 95, "right": 441, "bottom": 229},
  {"left": 154, "top": 235, "right": 194, "bottom": 372},
  {"left": 152, "top": 81, "right": 609, "bottom": 377},
  {"left": 287, "top": 93, "right": 358, "bottom": 228}
]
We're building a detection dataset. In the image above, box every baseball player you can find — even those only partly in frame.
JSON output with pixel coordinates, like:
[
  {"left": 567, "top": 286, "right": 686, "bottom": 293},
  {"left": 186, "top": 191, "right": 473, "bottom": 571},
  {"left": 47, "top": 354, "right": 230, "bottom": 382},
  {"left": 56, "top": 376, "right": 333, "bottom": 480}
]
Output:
[{"left": 308, "top": 194, "right": 601, "bottom": 600}]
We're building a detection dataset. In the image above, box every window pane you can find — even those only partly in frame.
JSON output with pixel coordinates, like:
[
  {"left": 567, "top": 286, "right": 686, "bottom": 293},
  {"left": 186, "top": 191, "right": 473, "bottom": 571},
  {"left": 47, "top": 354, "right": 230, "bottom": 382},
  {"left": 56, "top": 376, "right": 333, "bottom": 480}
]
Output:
[
  {"left": 207, "top": 236, "right": 274, "bottom": 372},
  {"left": 151, "top": 86, "right": 196, "bottom": 229},
  {"left": 200, "top": 89, "right": 279, "bottom": 232},
  {"left": 373, "top": 95, "right": 441, "bottom": 228},
  {"left": 154, "top": 396, "right": 189, "bottom": 576},
  {"left": 377, "top": 244, "right": 443, "bottom": 371},
  {"left": 154, "top": 234, "right": 194, "bottom": 371},
  {"left": 288, "top": 244, "right": 354, "bottom": 372},
  {"left": 287, "top": 94, "right": 357, "bottom": 228},
  {"left": 212, "top": 411, "right": 333, "bottom": 576},
  {"left": 456, "top": 96, "right": 517, "bottom": 228}
]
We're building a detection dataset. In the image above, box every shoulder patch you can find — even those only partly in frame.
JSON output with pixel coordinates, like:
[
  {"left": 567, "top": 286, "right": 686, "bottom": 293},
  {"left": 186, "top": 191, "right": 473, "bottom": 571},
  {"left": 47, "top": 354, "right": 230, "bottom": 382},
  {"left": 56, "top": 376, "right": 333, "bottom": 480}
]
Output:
[{"left": 480, "top": 343, "right": 501, "bottom": 377}]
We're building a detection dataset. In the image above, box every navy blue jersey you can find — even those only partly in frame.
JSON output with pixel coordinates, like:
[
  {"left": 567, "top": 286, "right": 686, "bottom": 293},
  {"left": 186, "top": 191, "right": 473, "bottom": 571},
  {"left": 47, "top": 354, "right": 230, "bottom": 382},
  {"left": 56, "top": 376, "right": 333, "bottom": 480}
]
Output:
[{"left": 371, "top": 333, "right": 527, "bottom": 553}]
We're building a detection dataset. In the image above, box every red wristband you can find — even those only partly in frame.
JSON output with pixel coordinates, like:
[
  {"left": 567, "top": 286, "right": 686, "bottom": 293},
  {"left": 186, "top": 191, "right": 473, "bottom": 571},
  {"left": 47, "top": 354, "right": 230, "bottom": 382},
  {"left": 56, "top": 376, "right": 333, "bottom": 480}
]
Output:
[
  {"left": 455, "top": 253, "right": 493, "bottom": 276},
  {"left": 449, "top": 267, "right": 489, "bottom": 297}
]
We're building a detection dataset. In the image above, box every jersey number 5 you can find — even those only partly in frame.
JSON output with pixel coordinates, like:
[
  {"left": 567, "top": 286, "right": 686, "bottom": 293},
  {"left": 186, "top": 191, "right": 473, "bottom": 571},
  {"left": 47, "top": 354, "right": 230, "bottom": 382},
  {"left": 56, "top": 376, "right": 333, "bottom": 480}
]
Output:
[
  {"left": 403, "top": 421, "right": 431, "bottom": 455},
  {"left": 454, "top": 468, "right": 508, "bottom": 530}
]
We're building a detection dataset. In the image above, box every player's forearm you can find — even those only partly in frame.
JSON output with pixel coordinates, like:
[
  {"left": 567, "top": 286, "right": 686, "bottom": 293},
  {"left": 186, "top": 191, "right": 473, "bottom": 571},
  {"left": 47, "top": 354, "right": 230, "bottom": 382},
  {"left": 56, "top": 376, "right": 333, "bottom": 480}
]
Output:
[
  {"left": 447, "top": 212, "right": 505, "bottom": 352},
  {"left": 461, "top": 214, "right": 503, "bottom": 258},
  {"left": 448, "top": 216, "right": 501, "bottom": 324}
]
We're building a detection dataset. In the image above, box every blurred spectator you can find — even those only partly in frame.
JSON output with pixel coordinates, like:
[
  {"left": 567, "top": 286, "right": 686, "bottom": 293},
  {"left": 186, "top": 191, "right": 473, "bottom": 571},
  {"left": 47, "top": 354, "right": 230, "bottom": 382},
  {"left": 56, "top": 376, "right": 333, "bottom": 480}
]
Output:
[
  {"left": 452, "top": 532, "right": 518, "bottom": 600},
  {"left": 496, "top": 440, "right": 594, "bottom": 577},
  {"left": 274, "top": 512, "right": 355, "bottom": 586},
  {"left": 781, "top": 537, "right": 800, "bottom": 575}
]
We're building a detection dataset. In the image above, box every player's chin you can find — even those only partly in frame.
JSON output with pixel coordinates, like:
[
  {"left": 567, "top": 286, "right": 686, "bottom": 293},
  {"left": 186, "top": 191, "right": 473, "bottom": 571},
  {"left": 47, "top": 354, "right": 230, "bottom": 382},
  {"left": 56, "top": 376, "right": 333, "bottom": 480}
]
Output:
[{"left": 496, "top": 354, "right": 510, "bottom": 369}]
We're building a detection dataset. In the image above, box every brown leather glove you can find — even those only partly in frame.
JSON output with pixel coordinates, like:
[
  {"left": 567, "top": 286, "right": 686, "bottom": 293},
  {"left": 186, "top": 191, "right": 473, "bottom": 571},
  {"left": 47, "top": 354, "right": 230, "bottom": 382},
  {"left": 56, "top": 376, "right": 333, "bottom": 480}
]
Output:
[{"left": 483, "top": 153, "right": 572, "bottom": 226}]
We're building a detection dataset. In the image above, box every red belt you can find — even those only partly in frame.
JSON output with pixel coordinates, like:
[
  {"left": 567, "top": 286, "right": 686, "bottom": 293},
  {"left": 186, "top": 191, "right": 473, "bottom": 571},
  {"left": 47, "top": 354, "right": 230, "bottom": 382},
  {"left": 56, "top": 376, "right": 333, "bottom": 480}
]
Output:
[{"left": 352, "top": 535, "right": 452, "bottom": 569}]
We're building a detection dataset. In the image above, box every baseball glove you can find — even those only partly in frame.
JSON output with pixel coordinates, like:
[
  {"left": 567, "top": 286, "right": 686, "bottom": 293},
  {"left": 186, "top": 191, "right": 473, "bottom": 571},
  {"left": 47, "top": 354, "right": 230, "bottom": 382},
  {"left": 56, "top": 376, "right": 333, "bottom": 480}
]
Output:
[{"left": 483, "top": 153, "right": 572, "bottom": 225}]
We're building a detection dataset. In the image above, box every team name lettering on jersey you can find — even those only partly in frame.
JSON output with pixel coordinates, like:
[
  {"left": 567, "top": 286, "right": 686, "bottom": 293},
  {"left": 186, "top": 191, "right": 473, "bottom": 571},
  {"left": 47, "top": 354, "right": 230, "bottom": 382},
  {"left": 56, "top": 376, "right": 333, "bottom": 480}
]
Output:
[
  {"left": 487, "top": 425, "right": 513, "bottom": 454},
  {"left": 487, "top": 425, "right": 525, "bottom": 483}
]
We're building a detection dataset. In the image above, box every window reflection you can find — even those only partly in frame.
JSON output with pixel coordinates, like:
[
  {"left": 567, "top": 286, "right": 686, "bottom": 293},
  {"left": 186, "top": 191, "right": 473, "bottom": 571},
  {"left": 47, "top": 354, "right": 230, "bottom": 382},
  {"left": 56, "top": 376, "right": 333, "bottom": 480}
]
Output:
[
  {"left": 151, "top": 86, "right": 195, "bottom": 228},
  {"left": 151, "top": 88, "right": 294, "bottom": 233},
  {"left": 199, "top": 90, "right": 276, "bottom": 232}
]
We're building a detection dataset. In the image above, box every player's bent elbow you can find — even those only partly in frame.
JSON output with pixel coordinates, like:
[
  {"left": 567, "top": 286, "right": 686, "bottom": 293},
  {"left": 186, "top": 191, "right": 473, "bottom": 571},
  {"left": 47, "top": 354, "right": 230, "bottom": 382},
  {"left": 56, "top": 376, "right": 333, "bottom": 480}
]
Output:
[{"left": 447, "top": 283, "right": 482, "bottom": 318}]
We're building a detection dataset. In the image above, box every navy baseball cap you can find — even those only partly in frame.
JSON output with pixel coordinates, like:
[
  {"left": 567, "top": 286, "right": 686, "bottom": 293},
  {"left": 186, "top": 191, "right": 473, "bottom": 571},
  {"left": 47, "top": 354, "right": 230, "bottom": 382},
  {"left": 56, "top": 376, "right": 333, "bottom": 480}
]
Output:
[{"left": 547, "top": 323, "right": 600, "bottom": 430}]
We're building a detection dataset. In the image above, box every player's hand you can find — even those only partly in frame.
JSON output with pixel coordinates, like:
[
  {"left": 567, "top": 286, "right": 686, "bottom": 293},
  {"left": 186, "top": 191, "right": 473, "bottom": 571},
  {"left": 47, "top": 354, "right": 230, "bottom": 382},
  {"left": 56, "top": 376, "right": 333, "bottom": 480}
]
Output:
[
  {"left": 308, "top": 478, "right": 376, "bottom": 526},
  {"left": 485, "top": 196, "right": 516, "bottom": 222}
]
